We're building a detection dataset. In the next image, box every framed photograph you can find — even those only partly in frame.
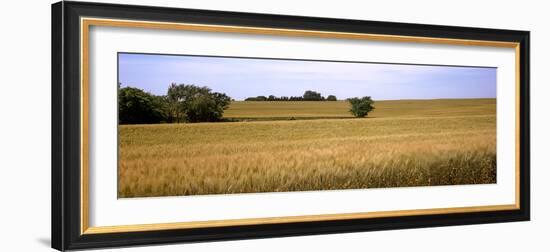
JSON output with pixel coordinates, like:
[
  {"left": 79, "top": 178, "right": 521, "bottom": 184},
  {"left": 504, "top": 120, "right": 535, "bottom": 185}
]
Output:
[{"left": 52, "top": 1, "right": 530, "bottom": 250}]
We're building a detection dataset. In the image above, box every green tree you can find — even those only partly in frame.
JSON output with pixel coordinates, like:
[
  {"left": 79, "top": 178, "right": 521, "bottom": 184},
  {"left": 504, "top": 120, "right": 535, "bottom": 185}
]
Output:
[
  {"left": 303, "top": 90, "right": 323, "bottom": 101},
  {"left": 348, "top": 96, "right": 375, "bottom": 118},
  {"left": 167, "top": 83, "right": 231, "bottom": 122},
  {"left": 327, "top": 95, "right": 337, "bottom": 101},
  {"left": 118, "top": 87, "right": 166, "bottom": 124},
  {"left": 167, "top": 83, "right": 197, "bottom": 122}
]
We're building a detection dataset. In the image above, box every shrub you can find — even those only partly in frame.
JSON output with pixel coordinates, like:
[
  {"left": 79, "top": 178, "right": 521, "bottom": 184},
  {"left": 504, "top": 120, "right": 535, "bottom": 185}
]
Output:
[{"left": 348, "top": 96, "right": 375, "bottom": 117}]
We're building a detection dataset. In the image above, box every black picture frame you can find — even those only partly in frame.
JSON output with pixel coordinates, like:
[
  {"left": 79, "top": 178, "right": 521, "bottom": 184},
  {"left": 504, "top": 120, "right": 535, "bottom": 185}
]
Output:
[{"left": 52, "top": 1, "right": 530, "bottom": 251}]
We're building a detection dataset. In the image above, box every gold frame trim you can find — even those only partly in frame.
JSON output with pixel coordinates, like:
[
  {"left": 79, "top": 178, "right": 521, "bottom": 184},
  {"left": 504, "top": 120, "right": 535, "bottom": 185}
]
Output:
[{"left": 80, "top": 17, "right": 522, "bottom": 235}]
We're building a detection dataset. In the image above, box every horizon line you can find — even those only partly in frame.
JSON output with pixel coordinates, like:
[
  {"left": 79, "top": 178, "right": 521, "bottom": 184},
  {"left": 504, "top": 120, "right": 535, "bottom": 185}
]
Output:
[
  {"left": 119, "top": 84, "right": 496, "bottom": 101},
  {"left": 232, "top": 97, "right": 496, "bottom": 102}
]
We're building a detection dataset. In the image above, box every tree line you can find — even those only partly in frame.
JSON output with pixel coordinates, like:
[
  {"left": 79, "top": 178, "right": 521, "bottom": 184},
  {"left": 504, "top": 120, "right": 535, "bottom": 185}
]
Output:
[
  {"left": 245, "top": 90, "right": 337, "bottom": 101},
  {"left": 119, "top": 83, "right": 375, "bottom": 124},
  {"left": 119, "top": 83, "right": 231, "bottom": 124}
]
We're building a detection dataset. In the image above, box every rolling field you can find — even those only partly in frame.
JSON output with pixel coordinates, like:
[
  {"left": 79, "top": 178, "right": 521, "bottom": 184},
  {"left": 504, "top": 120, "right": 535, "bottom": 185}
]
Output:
[
  {"left": 118, "top": 99, "right": 496, "bottom": 198},
  {"left": 223, "top": 99, "right": 496, "bottom": 120}
]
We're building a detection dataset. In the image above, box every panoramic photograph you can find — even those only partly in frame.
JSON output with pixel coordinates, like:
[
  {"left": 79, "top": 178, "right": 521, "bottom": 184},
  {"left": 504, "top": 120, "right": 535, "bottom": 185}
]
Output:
[{"left": 117, "top": 52, "right": 497, "bottom": 198}]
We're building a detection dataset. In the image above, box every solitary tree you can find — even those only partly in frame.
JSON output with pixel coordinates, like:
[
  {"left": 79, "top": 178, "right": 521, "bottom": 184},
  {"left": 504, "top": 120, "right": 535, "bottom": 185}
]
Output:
[
  {"left": 348, "top": 96, "right": 375, "bottom": 118},
  {"left": 326, "top": 95, "right": 337, "bottom": 101}
]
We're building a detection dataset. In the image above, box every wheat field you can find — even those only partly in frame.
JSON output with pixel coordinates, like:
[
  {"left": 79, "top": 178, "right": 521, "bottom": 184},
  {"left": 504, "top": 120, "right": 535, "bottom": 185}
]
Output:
[{"left": 118, "top": 99, "right": 496, "bottom": 198}]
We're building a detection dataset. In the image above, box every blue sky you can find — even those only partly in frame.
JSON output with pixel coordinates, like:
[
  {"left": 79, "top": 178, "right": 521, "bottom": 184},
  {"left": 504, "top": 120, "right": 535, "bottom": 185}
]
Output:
[{"left": 118, "top": 53, "right": 496, "bottom": 101}]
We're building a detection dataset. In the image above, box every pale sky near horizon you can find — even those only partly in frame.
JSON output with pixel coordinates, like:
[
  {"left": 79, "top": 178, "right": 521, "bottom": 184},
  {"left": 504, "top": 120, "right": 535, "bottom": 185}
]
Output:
[{"left": 118, "top": 53, "right": 496, "bottom": 101}]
